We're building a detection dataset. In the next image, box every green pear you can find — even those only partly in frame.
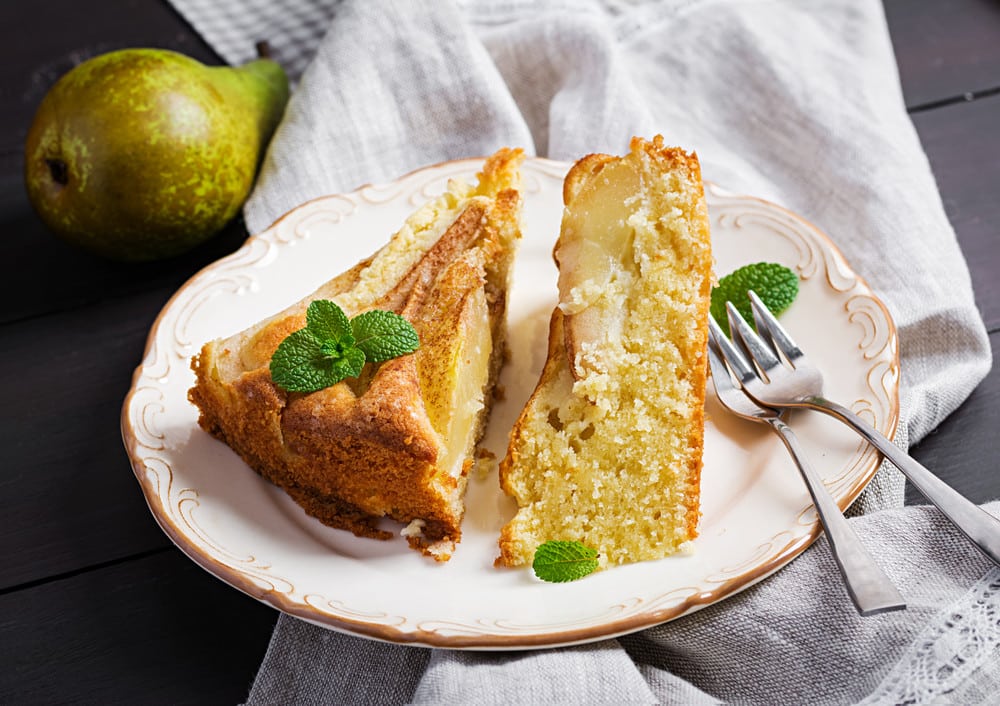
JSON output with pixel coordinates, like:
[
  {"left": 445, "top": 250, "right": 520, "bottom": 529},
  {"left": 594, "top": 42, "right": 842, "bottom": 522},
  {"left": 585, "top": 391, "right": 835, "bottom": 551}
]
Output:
[{"left": 24, "top": 48, "right": 289, "bottom": 262}]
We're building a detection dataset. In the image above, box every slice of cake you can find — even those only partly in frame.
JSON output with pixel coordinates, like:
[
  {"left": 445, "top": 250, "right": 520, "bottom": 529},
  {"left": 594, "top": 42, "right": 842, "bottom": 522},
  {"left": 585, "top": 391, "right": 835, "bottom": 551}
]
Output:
[
  {"left": 189, "top": 149, "right": 523, "bottom": 561},
  {"left": 497, "top": 136, "right": 712, "bottom": 569}
]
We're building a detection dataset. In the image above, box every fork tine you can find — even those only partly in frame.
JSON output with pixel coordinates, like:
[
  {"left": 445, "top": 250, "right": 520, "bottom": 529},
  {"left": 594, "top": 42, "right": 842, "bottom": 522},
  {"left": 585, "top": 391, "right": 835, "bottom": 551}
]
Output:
[
  {"left": 725, "top": 301, "right": 782, "bottom": 375},
  {"left": 710, "top": 309, "right": 906, "bottom": 615},
  {"left": 748, "top": 290, "right": 803, "bottom": 364},
  {"left": 706, "top": 335, "right": 735, "bottom": 393},
  {"left": 708, "top": 316, "right": 758, "bottom": 387}
]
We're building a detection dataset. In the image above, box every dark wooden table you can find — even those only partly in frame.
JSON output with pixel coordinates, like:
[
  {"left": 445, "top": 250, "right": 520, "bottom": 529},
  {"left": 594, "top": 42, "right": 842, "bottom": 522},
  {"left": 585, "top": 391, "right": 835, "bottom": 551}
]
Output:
[{"left": 1, "top": 2, "right": 997, "bottom": 703}]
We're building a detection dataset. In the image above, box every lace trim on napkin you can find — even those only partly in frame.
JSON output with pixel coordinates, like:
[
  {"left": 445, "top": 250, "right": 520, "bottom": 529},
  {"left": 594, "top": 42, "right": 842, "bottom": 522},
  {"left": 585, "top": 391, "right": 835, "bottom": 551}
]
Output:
[{"left": 859, "top": 568, "right": 1000, "bottom": 705}]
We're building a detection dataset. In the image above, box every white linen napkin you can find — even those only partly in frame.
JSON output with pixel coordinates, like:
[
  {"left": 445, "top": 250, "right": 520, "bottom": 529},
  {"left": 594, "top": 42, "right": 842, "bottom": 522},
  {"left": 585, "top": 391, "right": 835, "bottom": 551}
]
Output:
[{"left": 166, "top": 0, "right": 997, "bottom": 702}]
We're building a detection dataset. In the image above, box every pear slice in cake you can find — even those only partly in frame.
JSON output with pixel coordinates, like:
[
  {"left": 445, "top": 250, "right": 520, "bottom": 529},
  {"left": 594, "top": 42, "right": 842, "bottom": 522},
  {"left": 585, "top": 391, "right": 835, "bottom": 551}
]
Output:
[
  {"left": 497, "top": 136, "right": 712, "bottom": 569},
  {"left": 556, "top": 154, "right": 642, "bottom": 381},
  {"left": 189, "top": 148, "right": 523, "bottom": 561}
]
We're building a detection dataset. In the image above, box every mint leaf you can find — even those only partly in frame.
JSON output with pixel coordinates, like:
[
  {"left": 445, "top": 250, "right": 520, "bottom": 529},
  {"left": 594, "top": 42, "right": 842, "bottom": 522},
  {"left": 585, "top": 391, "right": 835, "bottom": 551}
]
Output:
[
  {"left": 270, "top": 329, "right": 336, "bottom": 392},
  {"left": 532, "top": 540, "right": 600, "bottom": 583},
  {"left": 270, "top": 330, "right": 367, "bottom": 393},
  {"left": 306, "top": 299, "right": 354, "bottom": 344},
  {"left": 269, "top": 299, "right": 420, "bottom": 393},
  {"left": 329, "top": 345, "right": 366, "bottom": 381},
  {"left": 711, "top": 262, "right": 799, "bottom": 336},
  {"left": 351, "top": 309, "right": 420, "bottom": 363}
]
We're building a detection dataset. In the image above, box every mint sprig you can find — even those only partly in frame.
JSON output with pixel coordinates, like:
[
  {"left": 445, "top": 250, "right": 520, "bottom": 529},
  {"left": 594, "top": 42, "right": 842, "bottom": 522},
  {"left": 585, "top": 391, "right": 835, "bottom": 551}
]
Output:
[
  {"left": 351, "top": 309, "right": 421, "bottom": 362},
  {"left": 269, "top": 300, "right": 420, "bottom": 393},
  {"left": 711, "top": 261, "right": 799, "bottom": 336},
  {"left": 532, "top": 540, "right": 600, "bottom": 583}
]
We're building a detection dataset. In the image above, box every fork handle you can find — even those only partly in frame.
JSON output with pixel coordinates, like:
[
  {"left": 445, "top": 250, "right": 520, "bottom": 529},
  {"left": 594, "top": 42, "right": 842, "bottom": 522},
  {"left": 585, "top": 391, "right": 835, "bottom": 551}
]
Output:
[
  {"left": 807, "top": 396, "right": 1000, "bottom": 567},
  {"left": 769, "top": 418, "right": 906, "bottom": 615}
]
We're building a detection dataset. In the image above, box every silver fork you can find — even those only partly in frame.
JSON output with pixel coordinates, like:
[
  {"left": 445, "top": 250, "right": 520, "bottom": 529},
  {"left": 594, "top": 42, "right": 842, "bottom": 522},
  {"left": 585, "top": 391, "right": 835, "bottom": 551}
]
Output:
[
  {"left": 707, "top": 322, "right": 905, "bottom": 615},
  {"left": 725, "top": 291, "right": 1000, "bottom": 567}
]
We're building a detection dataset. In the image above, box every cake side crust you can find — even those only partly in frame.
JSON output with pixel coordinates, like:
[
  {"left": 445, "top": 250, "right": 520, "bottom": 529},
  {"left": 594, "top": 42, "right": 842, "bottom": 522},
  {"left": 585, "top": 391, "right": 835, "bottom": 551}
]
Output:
[
  {"left": 497, "top": 136, "right": 712, "bottom": 569},
  {"left": 189, "top": 149, "right": 524, "bottom": 561}
]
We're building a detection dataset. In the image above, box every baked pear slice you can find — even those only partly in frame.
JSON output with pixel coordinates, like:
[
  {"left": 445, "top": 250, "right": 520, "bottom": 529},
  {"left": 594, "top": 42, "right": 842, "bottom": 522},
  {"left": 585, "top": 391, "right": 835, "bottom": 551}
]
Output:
[
  {"left": 556, "top": 154, "right": 641, "bottom": 381},
  {"left": 497, "top": 137, "right": 712, "bottom": 569},
  {"left": 190, "top": 149, "right": 523, "bottom": 561}
]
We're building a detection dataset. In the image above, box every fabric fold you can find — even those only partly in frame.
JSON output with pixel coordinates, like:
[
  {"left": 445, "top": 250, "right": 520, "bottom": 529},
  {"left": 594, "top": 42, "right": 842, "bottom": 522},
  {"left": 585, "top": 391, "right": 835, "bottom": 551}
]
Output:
[
  {"left": 245, "top": 619, "right": 430, "bottom": 705},
  {"left": 410, "top": 639, "right": 660, "bottom": 705},
  {"left": 620, "top": 503, "right": 1000, "bottom": 704},
  {"left": 163, "top": 0, "right": 996, "bottom": 703},
  {"left": 242, "top": 0, "right": 534, "bottom": 234}
]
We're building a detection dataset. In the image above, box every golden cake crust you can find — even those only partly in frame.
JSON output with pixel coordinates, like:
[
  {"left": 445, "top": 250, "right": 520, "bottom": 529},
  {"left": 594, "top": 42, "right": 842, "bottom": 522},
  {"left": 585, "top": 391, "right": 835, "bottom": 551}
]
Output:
[
  {"left": 189, "top": 149, "right": 523, "bottom": 560},
  {"left": 497, "top": 136, "right": 712, "bottom": 569}
]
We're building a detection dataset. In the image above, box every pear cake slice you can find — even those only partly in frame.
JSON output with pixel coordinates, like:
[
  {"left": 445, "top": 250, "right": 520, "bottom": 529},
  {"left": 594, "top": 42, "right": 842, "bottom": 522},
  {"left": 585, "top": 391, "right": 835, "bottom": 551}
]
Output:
[
  {"left": 497, "top": 136, "right": 713, "bottom": 569},
  {"left": 189, "top": 149, "right": 523, "bottom": 561}
]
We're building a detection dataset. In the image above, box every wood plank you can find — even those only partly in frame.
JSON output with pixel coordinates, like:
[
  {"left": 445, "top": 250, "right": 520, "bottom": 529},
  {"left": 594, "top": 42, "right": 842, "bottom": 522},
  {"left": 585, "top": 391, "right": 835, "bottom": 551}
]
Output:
[
  {"left": 885, "top": 0, "right": 1000, "bottom": 109},
  {"left": 3, "top": 0, "right": 997, "bottom": 330},
  {"left": 0, "top": 344, "right": 988, "bottom": 706},
  {"left": 0, "top": 0, "right": 995, "bottom": 590},
  {"left": 0, "top": 159, "right": 247, "bottom": 326},
  {"left": 0, "top": 237, "right": 990, "bottom": 589},
  {"left": 907, "top": 330, "right": 1000, "bottom": 505},
  {"left": 0, "top": 287, "right": 177, "bottom": 589},
  {"left": 0, "top": 548, "right": 276, "bottom": 704},
  {"left": 0, "top": 4, "right": 993, "bottom": 702},
  {"left": 4, "top": 0, "right": 997, "bottom": 149},
  {"left": 910, "top": 93, "right": 1000, "bottom": 331},
  {"left": 0, "top": 0, "right": 222, "bottom": 157},
  {"left": 0, "top": 0, "right": 246, "bottom": 326}
]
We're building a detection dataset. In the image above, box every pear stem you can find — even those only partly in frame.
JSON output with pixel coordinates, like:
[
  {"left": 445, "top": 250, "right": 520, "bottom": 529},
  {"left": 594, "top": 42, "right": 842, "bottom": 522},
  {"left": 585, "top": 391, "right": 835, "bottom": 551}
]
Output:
[{"left": 255, "top": 41, "right": 272, "bottom": 59}]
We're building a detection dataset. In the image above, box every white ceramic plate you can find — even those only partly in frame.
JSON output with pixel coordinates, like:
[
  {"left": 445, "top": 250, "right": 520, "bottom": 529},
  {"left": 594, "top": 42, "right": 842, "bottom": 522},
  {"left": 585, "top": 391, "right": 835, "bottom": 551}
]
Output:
[{"left": 122, "top": 157, "right": 899, "bottom": 649}]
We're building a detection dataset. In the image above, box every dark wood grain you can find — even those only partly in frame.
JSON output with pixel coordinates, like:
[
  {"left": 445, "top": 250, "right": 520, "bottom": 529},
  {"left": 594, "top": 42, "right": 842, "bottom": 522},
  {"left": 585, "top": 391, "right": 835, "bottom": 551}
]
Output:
[
  {"left": 0, "top": 287, "right": 175, "bottom": 589},
  {"left": 884, "top": 0, "right": 1000, "bottom": 109},
  {"left": 910, "top": 93, "right": 1000, "bottom": 331},
  {"left": 0, "top": 157, "right": 247, "bottom": 326},
  {"left": 0, "top": 0, "right": 998, "bottom": 702},
  {"left": 0, "top": 0, "right": 247, "bottom": 327},
  {"left": 908, "top": 332, "right": 1000, "bottom": 505},
  {"left": 0, "top": 548, "right": 276, "bottom": 705},
  {"left": 0, "top": 0, "right": 222, "bottom": 158}
]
